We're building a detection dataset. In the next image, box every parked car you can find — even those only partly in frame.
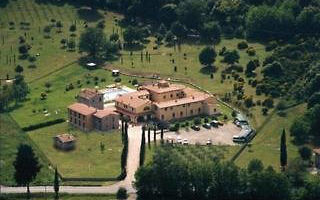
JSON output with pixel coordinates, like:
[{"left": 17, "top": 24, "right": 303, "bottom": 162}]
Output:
[
  {"left": 177, "top": 136, "right": 182, "bottom": 144},
  {"left": 203, "top": 123, "right": 211, "bottom": 129},
  {"left": 210, "top": 120, "right": 219, "bottom": 128},
  {"left": 183, "top": 139, "right": 189, "bottom": 145},
  {"left": 206, "top": 139, "right": 212, "bottom": 145},
  {"left": 191, "top": 125, "right": 200, "bottom": 131}
]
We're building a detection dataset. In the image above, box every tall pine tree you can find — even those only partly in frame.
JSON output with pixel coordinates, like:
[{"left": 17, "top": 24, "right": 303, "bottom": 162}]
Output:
[
  {"left": 140, "top": 126, "right": 146, "bottom": 166},
  {"left": 14, "top": 144, "right": 41, "bottom": 199},
  {"left": 280, "top": 129, "right": 287, "bottom": 171}
]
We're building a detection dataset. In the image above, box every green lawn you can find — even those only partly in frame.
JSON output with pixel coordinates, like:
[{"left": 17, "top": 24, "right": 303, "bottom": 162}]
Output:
[
  {"left": 235, "top": 104, "right": 306, "bottom": 170},
  {"left": 28, "top": 123, "right": 122, "bottom": 178},
  {"left": 0, "top": 113, "right": 53, "bottom": 186},
  {"left": 0, "top": 0, "right": 122, "bottom": 82}
]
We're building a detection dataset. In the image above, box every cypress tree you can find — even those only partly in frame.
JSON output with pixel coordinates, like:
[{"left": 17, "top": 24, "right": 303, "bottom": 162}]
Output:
[
  {"left": 153, "top": 126, "right": 157, "bottom": 145},
  {"left": 148, "top": 127, "right": 151, "bottom": 149},
  {"left": 54, "top": 167, "right": 59, "bottom": 200},
  {"left": 280, "top": 129, "right": 287, "bottom": 171},
  {"left": 140, "top": 126, "right": 146, "bottom": 166},
  {"left": 14, "top": 144, "right": 41, "bottom": 199},
  {"left": 161, "top": 128, "right": 164, "bottom": 144}
]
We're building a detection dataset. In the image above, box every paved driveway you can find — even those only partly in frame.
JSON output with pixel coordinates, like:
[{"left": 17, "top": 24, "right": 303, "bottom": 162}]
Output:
[{"left": 164, "top": 122, "right": 241, "bottom": 145}]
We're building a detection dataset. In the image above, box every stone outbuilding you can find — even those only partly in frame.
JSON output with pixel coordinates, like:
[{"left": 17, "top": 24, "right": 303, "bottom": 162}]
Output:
[{"left": 54, "top": 134, "right": 76, "bottom": 151}]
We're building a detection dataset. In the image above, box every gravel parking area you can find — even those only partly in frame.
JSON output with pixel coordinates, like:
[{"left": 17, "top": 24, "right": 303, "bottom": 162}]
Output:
[{"left": 164, "top": 122, "right": 241, "bottom": 145}]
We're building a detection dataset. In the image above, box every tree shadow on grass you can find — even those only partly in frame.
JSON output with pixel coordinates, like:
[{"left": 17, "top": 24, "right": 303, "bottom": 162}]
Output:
[
  {"left": 77, "top": 8, "right": 103, "bottom": 22},
  {"left": 123, "top": 43, "right": 145, "bottom": 52},
  {"left": 199, "top": 66, "right": 217, "bottom": 75}
]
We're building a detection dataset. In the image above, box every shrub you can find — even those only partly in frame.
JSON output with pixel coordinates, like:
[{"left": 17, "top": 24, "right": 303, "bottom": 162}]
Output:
[
  {"left": 194, "top": 117, "right": 201, "bottom": 125},
  {"left": 115, "top": 77, "right": 121, "bottom": 83},
  {"left": 237, "top": 41, "right": 248, "bottom": 49},
  {"left": 28, "top": 56, "right": 36, "bottom": 62},
  {"left": 116, "top": 187, "right": 128, "bottom": 200},
  {"left": 22, "top": 118, "right": 65, "bottom": 131},
  {"left": 247, "top": 47, "right": 256, "bottom": 56},
  {"left": 204, "top": 118, "right": 209, "bottom": 123},
  {"left": 132, "top": 79, "right": 138, "bottom": 85},
  {"left": 265, "top": 41, "right": 278, "bottom": 51}
]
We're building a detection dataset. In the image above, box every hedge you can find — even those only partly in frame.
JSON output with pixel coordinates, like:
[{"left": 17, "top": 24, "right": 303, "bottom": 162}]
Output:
[{"left": 22, "top": 118, "right": 65, "bottom": 131}]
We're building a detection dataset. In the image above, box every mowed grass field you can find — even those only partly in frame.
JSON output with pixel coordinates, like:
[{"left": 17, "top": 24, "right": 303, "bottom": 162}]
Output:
[
  {"left": 28, "top": 123, "right": 122, "bottom": 178},
  {"left": 0, "top": 113, "right": 53, "bottom": 186},
  {"left": 235, "top": 104, "right": 306, "bottom": 170},
  {"left": 0, "top": 0, "right": 122, "bottom": 82}
]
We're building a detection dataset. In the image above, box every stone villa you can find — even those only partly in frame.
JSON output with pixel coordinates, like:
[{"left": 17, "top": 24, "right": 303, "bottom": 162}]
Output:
[
  {"left": 114, "top": 80, "right": 219, "bottom": 123},
  {"left": 68, "top": 80, "right": 219, "bottom": 130},
  {"left": 68, "top": 88, "right": 119, "bottom": 132}
]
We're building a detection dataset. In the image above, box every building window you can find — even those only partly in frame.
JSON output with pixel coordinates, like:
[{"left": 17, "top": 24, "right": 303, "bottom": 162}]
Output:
[
  {"left": 83, "top": 123, "right": 85, "bottom": 128},
  {"left": 172, "top": 113, "right": 175, "bottom": 118},
  {"left": 164, "top": 108, "right": 167, "bottom": 111},
  {"left": 182, "top": 104, "right": 185, "bottom": 108},
  {"left": 161, "top": 115, "right": 164, "bottom": 120},
  {"left": 170, "top": 94, "right": 173, "bottom": 98},
  {"left": 170, "top": 107, "right": 173, "bottom": 110},
  {"left": 180, "top": 111, "right": 183, "bottom": 117},
  {"left": 214, "top": 108, "right": 217, "bottom": 112},
  {"left": 190, "top": 110, "right": 193, "bottom": 114},
  {"left": 198, "top": 108, "right": 201, "bottom": 113},
  {"left": 163, "top": 95, "right": 166, "bottom": 99}
]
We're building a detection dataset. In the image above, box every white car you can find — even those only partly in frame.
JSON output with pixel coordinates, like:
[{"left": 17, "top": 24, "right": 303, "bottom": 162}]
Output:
[
  {"left": 177, "top": 136, "right": 183, "bottom": 144},
  {"left": 183, "top": 139, "right": 189, "bottom": 145},
  {"left": 206, "top": 139, "right": 212, "bottom": 145}
]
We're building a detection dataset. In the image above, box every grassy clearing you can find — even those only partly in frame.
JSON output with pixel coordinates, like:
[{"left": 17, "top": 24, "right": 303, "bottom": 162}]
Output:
[
  {"left": 28, "top": 123, "right": 122, "bottom": 178},
  {"left": 0, "top": 113, "right": 53, "bottom": 186},
  {"left": 235, "top": 104, "right": 306, "bottom": 170},
  {"left": 0, "top": 0, "right": 122, "bottom": 82}
]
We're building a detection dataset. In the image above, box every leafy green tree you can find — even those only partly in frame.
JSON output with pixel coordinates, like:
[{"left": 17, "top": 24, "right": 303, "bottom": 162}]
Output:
[
  {"left": 248, "top": 159, "right": 264, "bottom": 173},
  {"left": 15, "top": 65, "right": 24, "bottom": 74},
  {"left": 262, "top": 61, "right": 284, "bottom": 77},
  {"left": 176, "top": 0, "right": 205, "bottom": 30},
  {"left": 298, "top": 146, "right": 312, "bottom": 161},
  {"left": 56, "top": 21, "right": 63, "bottom": 33},
  {"left": 14, "top": 144, "right": 41, "bottom": 198},
  {"left": 123, "top": 26, "right": 143, "bottom": 45},
  {"left": 223, "top": 50, "right": 240, "bottom": 64},
  {"left": 170, "top": 21, "right": 187, "bottom": 39},
  {"left": 280, "top": 129, "right": 287, "bottom": 171},
  {"left": 200, "top": 22, "right": 221, "bottom": 44},
  {"left": 79, "top": 27, "right": 106, "bottom": 59},
  {"left": 54, "top": 167, "right": 60, "bottom": 199},
  {"left": 199, "top": 46, "right": 217, "bottom": 67},
  {"left": 159, "top": 4, "right": 177, "bottom": 25}
]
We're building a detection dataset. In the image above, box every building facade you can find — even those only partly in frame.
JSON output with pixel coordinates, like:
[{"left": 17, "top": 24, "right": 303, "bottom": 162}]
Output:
[
  {"left": 68, "top": 88, "right": 119, "bottom": 132},
  {"left": 77, "top": 88, "right": 104, "bottom": 110},
  {"left": 114, "top": 80, "right": 219, "bottom": 123}
]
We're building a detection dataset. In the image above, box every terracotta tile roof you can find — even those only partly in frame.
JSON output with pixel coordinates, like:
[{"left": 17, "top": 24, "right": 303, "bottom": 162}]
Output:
[
  {"left": 115, "top": 90, "right": 151, "bottom": 109},
  {"left": 154, "top": 95, "right": 209, "bottom": 108},
  {"left": 68, "top": 103, "right": 96, "bottom": 116},
  {"left": 142, "top": 82, "right": 186, "bottom": 94},
  {"left": 78, "top": 88, "right": 101, "bottom": 99},
  {"left": 55, "top": 134, "right": 76, "bottom": 143},
  {"left": 94, "top": 107, "right": 119, "bottom": 118},
  {"left": 314, "top": 148, "right": 320, "bottom": 154},
  {"left": 154, "top": 87, "right": 212, "bottom": 108}
]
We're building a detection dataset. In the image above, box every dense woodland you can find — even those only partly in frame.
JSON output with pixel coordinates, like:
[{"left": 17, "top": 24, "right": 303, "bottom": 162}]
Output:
[{"left": 135, "top": 146, "right": 320, "bottom": 200}]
